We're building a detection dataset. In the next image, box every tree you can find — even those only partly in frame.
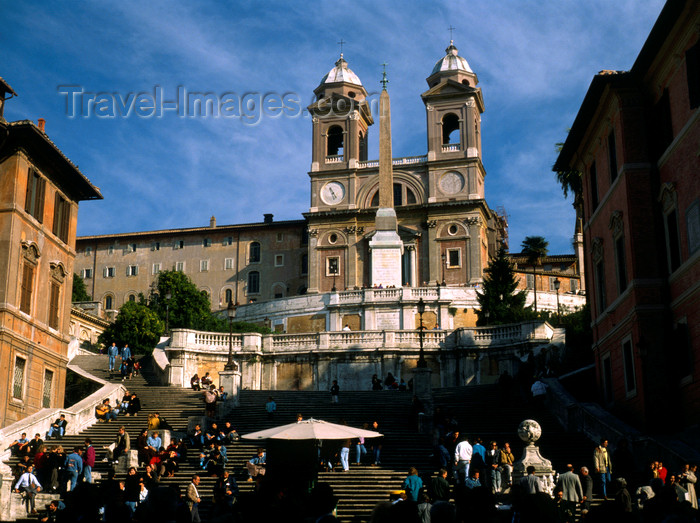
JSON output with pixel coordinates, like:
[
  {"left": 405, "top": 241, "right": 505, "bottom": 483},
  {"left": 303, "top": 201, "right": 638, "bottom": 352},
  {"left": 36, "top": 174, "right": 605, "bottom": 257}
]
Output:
[
  {"left": 98, "top": 301, "right": 163, "bottom": 354},
  {"left": 149, "top": 270, "right": 218, "bottom": 331},
  {"left": 554, "top": 139, "right": 583, "bottom": 199},
  {"left": 521, "top": 236, "right": 549, "bottom": 312},
  {"left": 476, "top": 248, "right": 527, "bottom": 325},
  {"left": 72, "top": 273, "right": 91, "bottom": 302}
]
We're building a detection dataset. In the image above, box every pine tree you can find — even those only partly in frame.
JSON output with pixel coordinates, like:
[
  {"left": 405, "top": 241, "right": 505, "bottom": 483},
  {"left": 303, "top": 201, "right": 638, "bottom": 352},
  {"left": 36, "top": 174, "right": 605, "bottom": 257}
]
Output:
[{"left": 476, "top": 248, "right": 527, "bottom": 325}]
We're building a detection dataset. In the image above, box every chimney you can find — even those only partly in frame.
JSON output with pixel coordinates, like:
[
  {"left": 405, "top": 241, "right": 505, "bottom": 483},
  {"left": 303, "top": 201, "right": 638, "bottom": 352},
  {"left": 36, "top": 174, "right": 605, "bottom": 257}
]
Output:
[
  {"left": 210, "top": 215, "right": 216, "bottom": 228},
  {"left": 37, "top": 118, "right": 46, "bottom": 133},
  {"left": 264, "top": 213, "right": 273, "bottom": 224}
]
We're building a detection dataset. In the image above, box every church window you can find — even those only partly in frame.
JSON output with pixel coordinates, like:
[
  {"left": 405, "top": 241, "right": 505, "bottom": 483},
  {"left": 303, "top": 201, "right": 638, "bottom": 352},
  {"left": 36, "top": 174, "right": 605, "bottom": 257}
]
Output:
[
  {"left": 328, "top": 234, "right": 338, "bottom": 245},
  {"left": 448, "top": 224, "right": 459, "bottom": 236},
  {"left": 442, "top": 113, "right": 460, "bottom": 145},
  {"left": 249, "top": 242, "right": 261, "bottom": 263},
  {"left": 25, "top": 168, "right": 46, "bottom": 223},
  {"left": 359, "top": 132, "right": 368, "bottom": 161},
  {"left": 327, "top": 126, "right": 344, "bottom": 157},
  {"left": 247, "top": 271, "right": 260, "bottom": 294},
  {"left": 393, "top": 183, "right": 403, "bottom": 206},
  {"left": 225, "top": 288, "right": 233, "bottom": 304},
  {"left": 326, "top": 257, "right": 340, "bottom": 276},
  {"left": 371, "top": 183, "right": 417, "bottom": 207},
  {"left": 446, "top": 248, "right": 461, "bottom": 268},
  {"left": 406, "top": 187, "right": 416, "bottom": 204}
]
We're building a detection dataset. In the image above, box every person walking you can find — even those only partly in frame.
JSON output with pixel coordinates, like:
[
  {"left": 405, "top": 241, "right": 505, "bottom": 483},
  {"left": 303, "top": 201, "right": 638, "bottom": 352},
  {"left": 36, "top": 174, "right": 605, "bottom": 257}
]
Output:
[
  {"left": 82, "top": 438, "right": 95, "bottom": 484},
  {"left": 330, "top": 380, "right": 340, "bottom": 404},
  {"left": 107, "top": 342, "right": 119, "bottom": 372},
  {"left": 593, "top": 439, "right": 613, "bottom": 499},
  {"left": 556, "top": 463, "right": 583, "bottom": 520},
  {"left": 265, "top": 396, "right": 277, "bottom": 419},
  {"left": 186, "top": 474, "right": 202, "bottom": 523},
  {"left": 454, "top": 436, "right": 473, "bottom": 485},
  {"left": 64, "top": 447, "right": 83, "bottom": 491},
  {"left": 340, "top": 439, "right": 350, "bottom": 472},
  {"left": 403, "top": 467, "right": 423, "bottom": 502}
]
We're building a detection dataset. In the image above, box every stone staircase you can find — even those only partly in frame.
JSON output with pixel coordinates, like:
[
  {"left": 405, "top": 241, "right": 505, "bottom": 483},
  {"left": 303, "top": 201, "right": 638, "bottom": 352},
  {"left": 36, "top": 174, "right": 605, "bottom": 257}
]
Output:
[{"left": 37, "top": 356, "right": 596, "bottom": 522}]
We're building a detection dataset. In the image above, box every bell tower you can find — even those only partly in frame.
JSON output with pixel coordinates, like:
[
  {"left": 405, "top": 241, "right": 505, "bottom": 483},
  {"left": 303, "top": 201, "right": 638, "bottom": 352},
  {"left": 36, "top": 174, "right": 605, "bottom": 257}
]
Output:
[
  {"left": 308, "top": 55, "right": 373, "bottom": 176},
  {"left": 422, "top": 40, "right": 486, "bottom": 201}
]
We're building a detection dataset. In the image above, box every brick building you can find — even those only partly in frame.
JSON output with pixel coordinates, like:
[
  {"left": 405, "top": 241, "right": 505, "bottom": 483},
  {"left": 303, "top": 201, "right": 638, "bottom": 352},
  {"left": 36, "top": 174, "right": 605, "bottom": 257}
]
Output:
[
  {"left": 554, "top": 0, "right": 699, "bottom": 428},
  {"left": 0, "top": 77, "right": 102, "bottom": 425}
]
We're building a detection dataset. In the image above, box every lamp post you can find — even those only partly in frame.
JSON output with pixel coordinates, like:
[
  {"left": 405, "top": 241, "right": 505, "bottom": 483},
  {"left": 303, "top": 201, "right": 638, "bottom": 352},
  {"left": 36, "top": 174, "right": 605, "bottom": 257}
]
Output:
[
  {"left": 484, "top": 310, "right": 490, "bottom": 326},
  {"left": 441, "top": 253, "right": 447, "bottom": 286},
  {"left": 165, "top": 291, "right": 172, "bottom": 334},
  {"left": 224, "top": 300, "right": 237, "bottom": 371},
  {"left": 417, "top": 298, "right": 427, "bottom": 368},
  {"left": 553, "top": 278, "right": 561, "bottom": 323}
]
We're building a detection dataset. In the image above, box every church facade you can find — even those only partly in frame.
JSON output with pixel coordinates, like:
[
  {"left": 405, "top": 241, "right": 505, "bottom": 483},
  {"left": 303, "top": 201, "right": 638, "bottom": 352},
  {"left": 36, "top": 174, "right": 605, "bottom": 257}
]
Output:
[{"left": 76, "top": 42, "right": 515, "bottom": 319}]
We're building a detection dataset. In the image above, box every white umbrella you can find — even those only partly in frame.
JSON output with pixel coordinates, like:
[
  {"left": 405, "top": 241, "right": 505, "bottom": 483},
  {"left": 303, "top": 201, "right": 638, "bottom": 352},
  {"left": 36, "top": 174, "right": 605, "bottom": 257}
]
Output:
[{"left": 242, "top": 418, "right": 383, "bottom": 440}]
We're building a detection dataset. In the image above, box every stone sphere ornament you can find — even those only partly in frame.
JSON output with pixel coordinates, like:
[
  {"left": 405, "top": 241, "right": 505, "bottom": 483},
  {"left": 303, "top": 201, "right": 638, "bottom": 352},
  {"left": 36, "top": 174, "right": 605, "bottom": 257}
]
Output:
[{"left": 517, "top": 419, "right": 542, "bottom": 444}]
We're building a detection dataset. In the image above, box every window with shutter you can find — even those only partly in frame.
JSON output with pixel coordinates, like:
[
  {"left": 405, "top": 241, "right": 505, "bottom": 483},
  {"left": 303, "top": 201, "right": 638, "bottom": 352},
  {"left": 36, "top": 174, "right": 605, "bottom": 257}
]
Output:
[
  {"left": 48, "top": 281, "right": 60, "bottom": 329},
  {"left": 24, "top": 169, "right": 46, "bottom": 222},
  {"left": 20, "top": 263, "right": 34, "bottom": 314}
]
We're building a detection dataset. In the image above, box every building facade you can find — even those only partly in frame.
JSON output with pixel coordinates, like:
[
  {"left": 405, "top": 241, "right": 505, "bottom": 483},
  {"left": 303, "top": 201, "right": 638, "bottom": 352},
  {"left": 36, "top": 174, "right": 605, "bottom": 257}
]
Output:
[
  {"left": 0, "top": 78, "right": 102, "bottom": 425},
  {"left": 554, "top": 0, "right": 699, "bottom": 428},
  {"left": 76, "top": 215, "right": 308, "bottom": 312}
]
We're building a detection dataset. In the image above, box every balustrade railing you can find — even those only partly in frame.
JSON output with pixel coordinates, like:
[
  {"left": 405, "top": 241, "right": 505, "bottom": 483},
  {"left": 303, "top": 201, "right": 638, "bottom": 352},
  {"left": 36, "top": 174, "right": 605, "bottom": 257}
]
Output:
[
  {"left": 358, "top": 155, "right": 427, "bottom": 169},
  {"left": 441, "top": 144, "right": 459, "bottom": 152},
  {"left": 325, "top": 155, "right": 343, "bottom": 164}
]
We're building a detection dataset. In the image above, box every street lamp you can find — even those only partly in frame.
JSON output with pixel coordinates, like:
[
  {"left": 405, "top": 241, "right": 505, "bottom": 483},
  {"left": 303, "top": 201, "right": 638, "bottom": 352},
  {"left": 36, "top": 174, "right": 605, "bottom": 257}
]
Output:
[
  {"left": 224, "top": 300, "right": 238, "bottom": 371},
  {"left": 441, "top": 253, "right": 447, "bottom": 286},
  {"left": 417, "top": 298, "right": 427, "bottom": 368},
  {"left": 484, "top": 310, "right": 490, "bottom": 325},
  {"left": 553, "top": 278, "right": 561, "bottom": 323},
  {"left": 165, "top": 292, "right": 172, "bottom": 334}
]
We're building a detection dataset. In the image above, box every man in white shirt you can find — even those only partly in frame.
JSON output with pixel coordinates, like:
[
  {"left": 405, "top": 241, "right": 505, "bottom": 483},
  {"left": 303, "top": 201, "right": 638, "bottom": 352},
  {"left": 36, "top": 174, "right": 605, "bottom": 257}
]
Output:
[
  {"left": 14, "top": 464, "right": 42, "bottom": 514},
  {"left": 454, "top": 436, "right": 473, "bottom": 485}
]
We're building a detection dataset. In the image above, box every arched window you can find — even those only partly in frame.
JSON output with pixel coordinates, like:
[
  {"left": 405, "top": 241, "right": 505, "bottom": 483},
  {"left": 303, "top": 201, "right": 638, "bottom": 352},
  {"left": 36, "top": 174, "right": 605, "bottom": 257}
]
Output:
[
  {"left": 248, "top": 271, "right": 260, "bottom": 294},
  {"left": 225, "top": 288, "right": 233, "bottom": 304},
  {"left": 249, "top": 242, "right": 261, "bottom": 263},
  {"left": 128, "top": 294, "right": 135, "bottom": 302},
  {"left": 327, "top": 126, "right": 344, "bottom": 156},
  {"left": 442, "top": 113, "right": 460, "bottom": 144},
  {"left": 104, "top": 295, "right": 113, "bottom": 310},
  {"left": 371, "top": 183, "right": 418, "bottom": 207}
]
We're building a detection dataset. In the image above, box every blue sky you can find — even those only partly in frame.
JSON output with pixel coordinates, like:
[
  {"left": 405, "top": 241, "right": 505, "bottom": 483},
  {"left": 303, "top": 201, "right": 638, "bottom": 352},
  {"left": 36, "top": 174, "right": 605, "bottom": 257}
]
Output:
[{"left": 3, "top": 0, "right": 665, "bottom": 254}]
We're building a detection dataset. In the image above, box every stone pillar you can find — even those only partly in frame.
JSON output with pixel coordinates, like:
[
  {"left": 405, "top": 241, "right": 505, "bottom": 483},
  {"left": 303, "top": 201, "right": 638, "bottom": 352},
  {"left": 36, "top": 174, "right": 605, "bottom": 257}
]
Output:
[
  {"left": 412, "top": 367, "right": 433, "bottom": 434},
  {"left": 512, "top": 419, "right": 555, "bottom": 495},
  {"left": 219, "top": 369, "right": 241, "bottom": 408}
]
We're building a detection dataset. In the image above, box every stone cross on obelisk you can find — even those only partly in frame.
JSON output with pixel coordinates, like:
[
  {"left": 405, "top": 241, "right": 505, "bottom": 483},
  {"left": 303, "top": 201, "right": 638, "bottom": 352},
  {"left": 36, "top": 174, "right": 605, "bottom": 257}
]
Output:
[{"left": 369, "top": 65, "right": 404, "bottom": 288}]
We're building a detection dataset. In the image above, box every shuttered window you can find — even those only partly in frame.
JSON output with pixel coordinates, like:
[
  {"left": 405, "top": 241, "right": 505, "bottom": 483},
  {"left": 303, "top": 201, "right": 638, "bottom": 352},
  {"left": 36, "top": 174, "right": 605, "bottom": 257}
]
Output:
[
  {"left": 20, "top": 263, "right": 34, "bottom": 314},
  {"left": 49, "top": 281, "right": 60, "bottom": 329},
  {"left": 52, "top": 193, "right": 71, "bottom": 243},
  {"left": 24, "top": 169, "right": 46, "bottom": 222}
]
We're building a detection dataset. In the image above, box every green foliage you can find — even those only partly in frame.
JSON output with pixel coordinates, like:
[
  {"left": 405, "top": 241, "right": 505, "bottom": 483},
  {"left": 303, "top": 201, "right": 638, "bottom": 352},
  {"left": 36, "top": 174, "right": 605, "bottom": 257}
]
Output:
[
  {"left": 98, "top": 301, "right": 163, "bottom": 354},
  {"left": 520, "top": 236, "right": 549, "bottom": 264},
  {"left": 476, "top": 248, "right": 528, "bottom": 325},
  {"left": 149, "top": 270, "right": 214, "bottom": 331},
  {"left": 554, "top": 137, "right": 583, "bottom": 199},
  {"left": 72, "top": 273, "right": 91, "bottom": 302}
]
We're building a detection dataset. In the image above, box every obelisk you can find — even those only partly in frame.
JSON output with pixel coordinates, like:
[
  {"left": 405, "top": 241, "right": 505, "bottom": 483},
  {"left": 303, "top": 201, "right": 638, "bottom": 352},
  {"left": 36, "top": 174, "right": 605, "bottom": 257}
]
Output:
[{"left": 369, "top": 66, "right": 404, "bottom": 288}]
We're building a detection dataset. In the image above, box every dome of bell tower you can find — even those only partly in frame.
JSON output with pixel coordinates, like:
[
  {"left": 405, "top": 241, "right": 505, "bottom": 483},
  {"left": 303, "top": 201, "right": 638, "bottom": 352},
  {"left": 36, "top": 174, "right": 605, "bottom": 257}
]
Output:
[
  {"left": 431, "top": 41, "right": 473, "bottom": 75},
  {"left": 319, "top": 55, "right": 364, "bottom": 87}
]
